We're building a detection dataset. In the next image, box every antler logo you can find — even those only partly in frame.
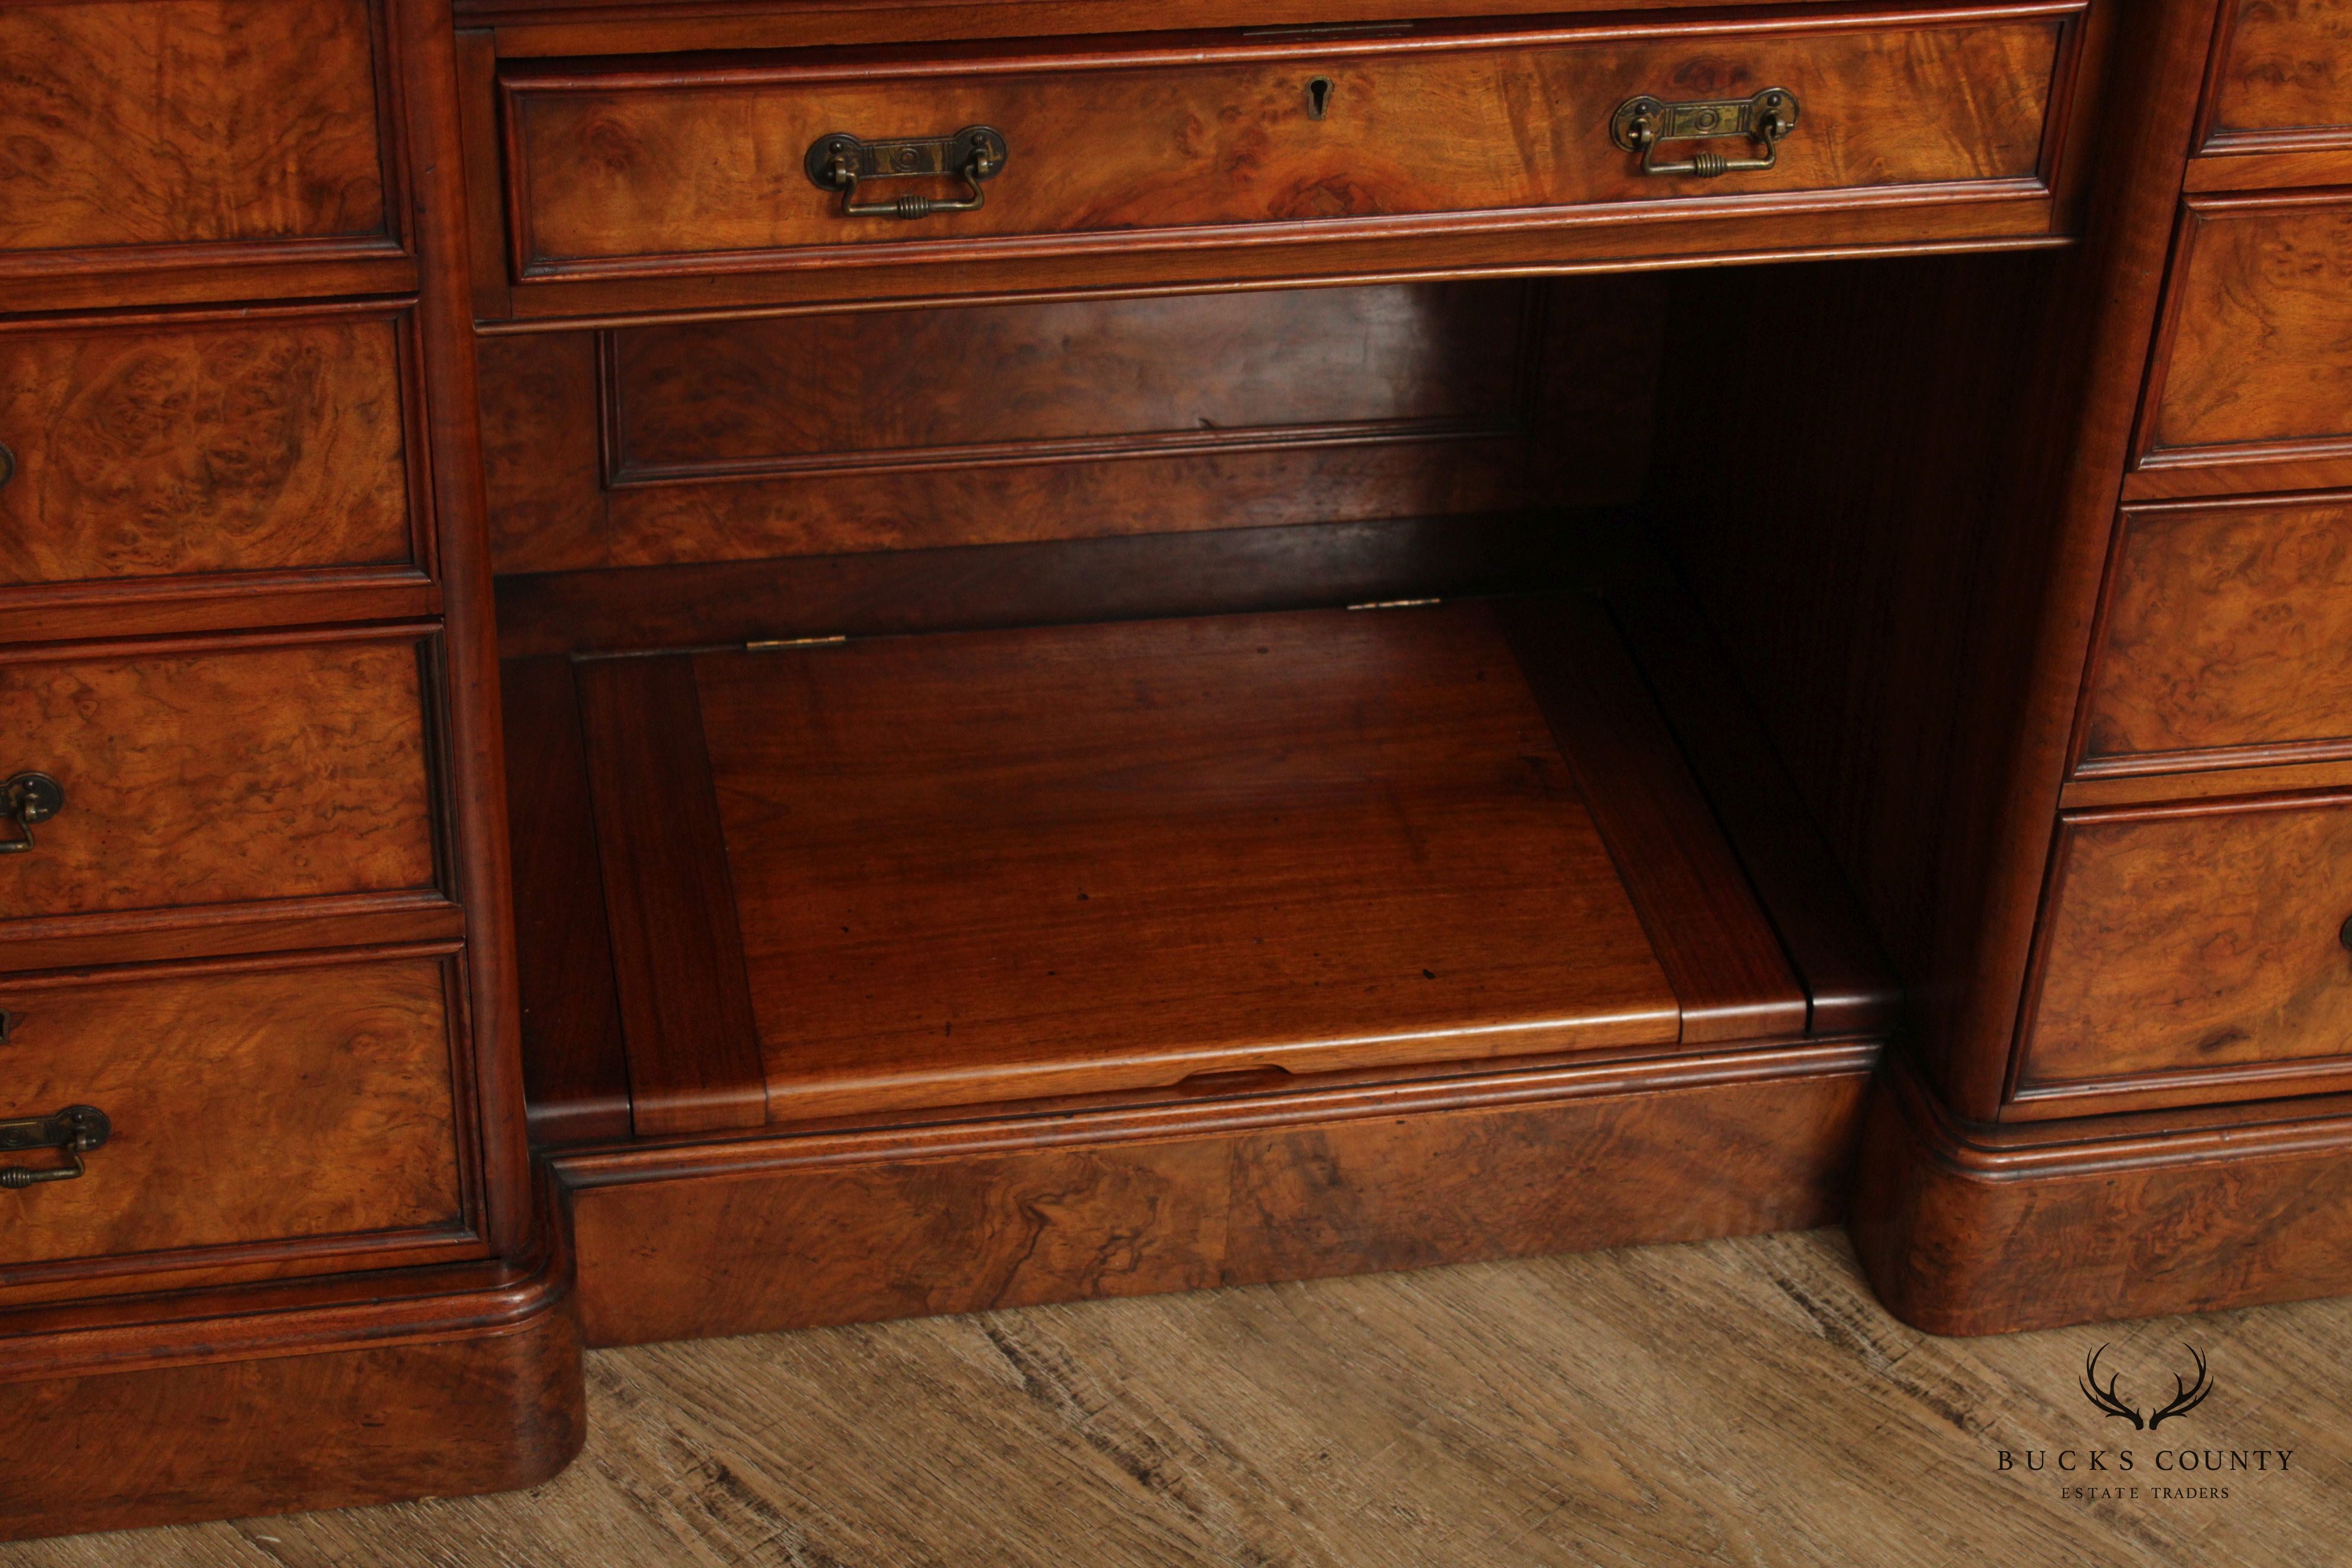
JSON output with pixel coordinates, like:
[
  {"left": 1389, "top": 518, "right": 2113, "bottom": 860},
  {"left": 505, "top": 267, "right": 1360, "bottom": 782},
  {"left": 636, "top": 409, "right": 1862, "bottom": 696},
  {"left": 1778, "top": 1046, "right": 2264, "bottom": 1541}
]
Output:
[{"left": 2079, "top": 1343, "right": 2214, "bottom": 1430}]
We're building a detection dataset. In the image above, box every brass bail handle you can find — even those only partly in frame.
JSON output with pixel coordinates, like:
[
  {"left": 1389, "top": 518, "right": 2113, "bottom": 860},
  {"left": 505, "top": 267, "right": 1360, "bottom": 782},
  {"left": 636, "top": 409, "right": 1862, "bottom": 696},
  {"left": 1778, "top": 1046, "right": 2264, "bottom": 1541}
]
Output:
[
  {"left": 1611, "top": 88, "right": 1800, "bottom": 177},
  {"left": 805, "top": 126, "right": 1008, "bottom": 220},
  {"left": 0, "top": 1104, "right": 111, "bottom": 1188},
  {"left": 0, "top": 772, "right": 63, "bottom": 855}
]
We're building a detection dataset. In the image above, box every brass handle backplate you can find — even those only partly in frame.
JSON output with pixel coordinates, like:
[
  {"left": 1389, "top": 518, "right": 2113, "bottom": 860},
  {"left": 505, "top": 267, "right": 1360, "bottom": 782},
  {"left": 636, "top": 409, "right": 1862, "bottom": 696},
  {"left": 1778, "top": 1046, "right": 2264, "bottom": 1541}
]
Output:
[
  {"left": 0, "top": 1104, "right": 110, "bottom": 1188},
  {"left": 1611, "top": 89, "right": 1799, "bottom": 177},
  {"left": 0, "top": 772, "right": 63, "bottom": 855},
  {"left": 804, "top": 126, "right": 1007, "bottom": 219}
]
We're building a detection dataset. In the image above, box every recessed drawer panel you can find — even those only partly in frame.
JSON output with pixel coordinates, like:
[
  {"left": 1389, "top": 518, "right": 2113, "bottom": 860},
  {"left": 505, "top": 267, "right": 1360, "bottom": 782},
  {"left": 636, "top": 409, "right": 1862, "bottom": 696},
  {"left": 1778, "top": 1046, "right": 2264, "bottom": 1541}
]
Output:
[
  {"left": 0, "top": 949, "right": 466, "bottom": 1283},
  {"left": 2079, "top": 496, "right": 2352, "bottom": 772},
  {"left": 2016, "top": 795, "right": 2352, "bottom": 1106},
  {"left": 0, "top": 0, "right": 390, "bottom": 263},
  {"left": 0, "top": 309, "right": 419, "bottom": 589},
  {"left": 0, "top": 631, "right": 441, "bottom": 933},
  {"left": 501, "top": 5, "right": 2079, "bottom": 282}
]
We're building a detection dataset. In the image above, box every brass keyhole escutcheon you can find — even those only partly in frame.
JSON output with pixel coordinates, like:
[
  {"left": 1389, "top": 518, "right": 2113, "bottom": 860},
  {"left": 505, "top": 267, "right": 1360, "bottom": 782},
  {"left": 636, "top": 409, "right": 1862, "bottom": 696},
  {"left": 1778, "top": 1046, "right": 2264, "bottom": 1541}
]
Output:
[{"left": 1307, "top": 76, "right": 1335, "bottom": 120}]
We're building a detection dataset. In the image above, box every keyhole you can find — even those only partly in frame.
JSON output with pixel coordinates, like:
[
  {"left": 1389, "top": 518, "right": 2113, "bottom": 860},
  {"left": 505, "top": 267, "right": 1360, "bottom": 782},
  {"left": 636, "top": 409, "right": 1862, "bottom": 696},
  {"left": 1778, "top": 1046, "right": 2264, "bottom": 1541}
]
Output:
[{"left": 1307, "top": 77, "right": 1335, "bottom": 120}]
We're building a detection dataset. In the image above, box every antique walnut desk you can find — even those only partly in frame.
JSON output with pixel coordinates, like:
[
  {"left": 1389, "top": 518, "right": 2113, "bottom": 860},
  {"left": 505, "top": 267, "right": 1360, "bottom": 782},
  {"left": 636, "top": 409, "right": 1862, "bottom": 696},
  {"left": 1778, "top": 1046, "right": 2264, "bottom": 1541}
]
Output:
[{"left": 3, "top": 0, "right": 2350, "bottom": 1536}]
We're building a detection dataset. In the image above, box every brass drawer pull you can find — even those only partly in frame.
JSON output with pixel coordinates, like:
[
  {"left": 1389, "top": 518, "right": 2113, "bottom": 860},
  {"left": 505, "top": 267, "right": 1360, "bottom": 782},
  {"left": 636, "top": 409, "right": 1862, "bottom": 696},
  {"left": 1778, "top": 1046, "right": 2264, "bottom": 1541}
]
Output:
[
  {"left": 804, "top": 126, "right": 1007, "bottom": 220},
  {"left": 1611, "top": 89, "right": 1799, "bottom": 177},
  {"left": 0, "top": 773, "right": 63, "bottom": 855},
  {"left": 0, "top": 1104, "right": 110, "bottom": 1188}
]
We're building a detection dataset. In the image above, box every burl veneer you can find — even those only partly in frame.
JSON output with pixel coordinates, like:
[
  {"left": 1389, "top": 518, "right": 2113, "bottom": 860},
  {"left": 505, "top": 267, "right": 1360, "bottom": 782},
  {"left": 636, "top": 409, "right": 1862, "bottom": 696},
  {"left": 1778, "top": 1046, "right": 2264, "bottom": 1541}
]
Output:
[
  {"left": 0, "top": 308, "right": 418, "bottom": 586},
  {"left": 553, "top": 1047, "right": 1873, "bottom": 1347},
  {"left": 2135, "top": 192, "right": 2352, "bottom": 492},
  {"left": 2015, "top": 793, "right": 2352, "bottom": 1108},
  {"left": 0, "top": 948, "right": 467, "bottom": 1295},
  {"left": 2081, "top": 494, "right": 2352, "bottom": 770},
  {"left": 0, "top": 632, "right": 440, "bottom": 933},
  {"left": 501, "top": 5, "right": 2075, "bottom": 282}
]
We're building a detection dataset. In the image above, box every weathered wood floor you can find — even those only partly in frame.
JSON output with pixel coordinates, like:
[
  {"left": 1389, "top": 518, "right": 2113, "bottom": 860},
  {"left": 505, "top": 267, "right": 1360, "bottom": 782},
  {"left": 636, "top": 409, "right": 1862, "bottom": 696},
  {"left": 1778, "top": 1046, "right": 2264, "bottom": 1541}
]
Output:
[{"left": 6, "top": 1229, "right": 2341, "bottom": 1566}]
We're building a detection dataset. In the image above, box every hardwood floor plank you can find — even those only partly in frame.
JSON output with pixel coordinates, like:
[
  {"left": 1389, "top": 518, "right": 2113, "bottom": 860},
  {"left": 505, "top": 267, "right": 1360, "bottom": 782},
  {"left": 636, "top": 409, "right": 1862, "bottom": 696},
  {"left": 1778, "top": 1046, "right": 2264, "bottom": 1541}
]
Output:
[{"left": 5, "top": 1233, "right": 2346, "bottom": 1566}]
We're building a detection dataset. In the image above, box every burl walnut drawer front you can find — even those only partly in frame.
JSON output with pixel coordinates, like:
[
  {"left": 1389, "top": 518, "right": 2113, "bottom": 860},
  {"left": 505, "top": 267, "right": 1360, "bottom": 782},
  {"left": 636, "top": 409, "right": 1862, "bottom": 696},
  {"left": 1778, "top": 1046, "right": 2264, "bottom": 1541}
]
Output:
[
  {"left": 0, "top": 631, "right": 441, "bottom": 936},
  {"left": 2079, "top": 495, "right": 2352, "bottom": 773},
  {"left": 0, "top": 949, "right": 467, "bottom": 1285},
  {"left": 0, "top": 0, "right": 405, "bottom": 300},
  {"left": 2015, "top": 794, "right": 2352, "bottom": 1110},
  {"left": 500, "top": 4, "right": 2080, "bottom": 282},
  {"left": 2135, "top": 192, "right": 2352, "bottom": 492},
  {"left": 0, "top": 308, "right": 422, "bottom": 590},
  {"left": 2202, "top": 0, "right": 2352, "bottom": 154}
]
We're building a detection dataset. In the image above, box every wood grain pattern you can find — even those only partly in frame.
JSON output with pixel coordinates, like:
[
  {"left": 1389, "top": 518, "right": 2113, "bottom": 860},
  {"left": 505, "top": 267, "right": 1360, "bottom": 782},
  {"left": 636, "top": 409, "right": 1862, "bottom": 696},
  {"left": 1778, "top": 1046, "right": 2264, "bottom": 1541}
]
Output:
[
  {"left": 1855, "top": 1056, "right": 2352, "bottom": 1332},
  {"left": 501, "top": 658, "right": 632, "bottom": 1146},
  {"left": 1605, "top": 576, "right": 1900, "bottom": 1037},
  {"left": 501, "top": 9, "right": 2069, "bottom": 279},
  {"left": 601, "top": 282, "right": 1533, "bottom": 483},
  {"left": 0, "top": 0, "right": 388, "bottom": 259},
  {"left": 1500, "top": 595, "right": 1809, "bottom": 1044},
  {"left": 2081, "top": 496, "right": 2352, "bottom": 771},
  {"left": 60, "top": 1226, "right": 2352, "bottom": 1568},
  {"left": 479, "top": 276, "right": 1662, "bottom": 574},
  {"left": 681, "top": 604, "right": 1683, "bottom": 1120},
  {"left": 0, "top": 1293, "right": 582, "bottom": 1542},
  {"left": 2141, "top": 194, "right": 2352, "bottom": 466},
  {"left": 573, "top": 655, "right": 768, "bottom": 1136},
  {"left": 0, "top": 311, "right": 415, "bottom": 587},
  {"left": 556, "top": 1047, "right": 1871, "bottom": 1345},
  {"left": 0, "top": 949, "right": 462, "bottom": 1280},
  {"left": 0, "top": 633, "right": 440, "bottom": 926},
  {"left": 2206, "top": 0, "right": 2352, "bottom": 147},
  {"left": 2016, "top": 795, "right": 2352, "bottom": 1099}
]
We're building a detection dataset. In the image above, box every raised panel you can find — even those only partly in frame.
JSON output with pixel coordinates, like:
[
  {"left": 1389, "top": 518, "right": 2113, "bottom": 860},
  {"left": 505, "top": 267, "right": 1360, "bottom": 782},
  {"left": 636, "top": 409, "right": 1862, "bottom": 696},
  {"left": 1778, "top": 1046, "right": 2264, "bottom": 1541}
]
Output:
[
  {"left": 481, "top": 277, "right": 1662, "bottom": 573},
  {"left": 2015, "top": 796, "right": 2352, "bottom": 1104},
  {"left": 601, "top": 283, "right": 1534, "bottom": 484},
  {"left": 501, "top": 8, "right": 2072, "bottom": 281},
  {"left": 0, "top": 309, "right": 419, "bottom": 587},
  {"left": 0, "top": 0, "right": 392, "bottom": 266},
  {"left": 0, "top": 949, "right": 465, "bottom": 1280},
  {"left": 0, "top": 632, "right": 442, "bottom": 932}
]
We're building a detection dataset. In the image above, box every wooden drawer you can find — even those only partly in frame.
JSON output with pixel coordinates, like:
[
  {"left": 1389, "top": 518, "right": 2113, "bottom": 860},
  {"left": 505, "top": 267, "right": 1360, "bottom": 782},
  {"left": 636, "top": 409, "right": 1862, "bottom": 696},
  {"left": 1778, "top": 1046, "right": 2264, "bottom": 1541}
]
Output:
[
  {"left": 0, "top": 948, "right": 469, "bottom": 1290},
  {"left": 2015, "top": 793, "right": 2352, "bottom": 1110},
  {"left": 2133, "top": 192, "right": 2352, "bottom": 495},
  {"left": 499, "top": 4, "right": 2082, "bottom": 285},
  {"left": 2079, "top": 495, "right": 2352, "bottom": 773},
  {"left": 0, "top": 629, "right": 443, "bottom": 945},
  {"left": 0, "top": 307, "right": 423, "bottom": 592},
  {"left": 0, "top": 0, "right": 405, "bottom": 304},
  {"left": 2202, "top": 0, "right": 2352, "bottom": 153}
]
